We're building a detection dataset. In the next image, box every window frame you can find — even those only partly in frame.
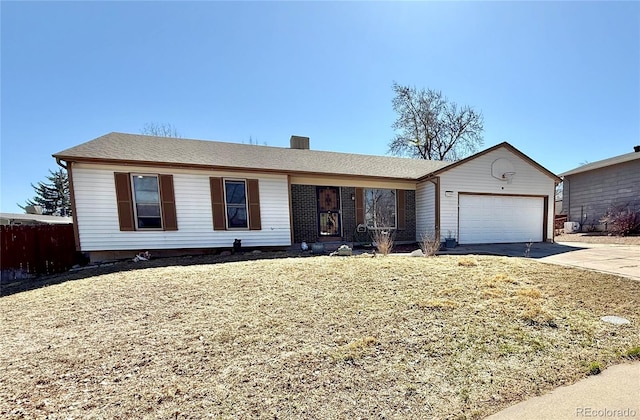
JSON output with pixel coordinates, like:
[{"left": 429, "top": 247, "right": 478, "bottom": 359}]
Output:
[
  {"left": 130, "top": 173, "right": 163, "bottom": 230},
  {"left": 363, "top": 188, "right": 397, "bottom": 230},
  {"left": 223, "top": 178, "right": 249, "bottom": 230}
]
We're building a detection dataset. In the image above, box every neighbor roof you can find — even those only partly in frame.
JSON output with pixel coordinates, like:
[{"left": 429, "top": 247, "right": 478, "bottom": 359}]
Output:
[
  {"left": 0, "top": 213, "right": 73, "bottom": 225},
  {"left": 54, "top": 132, "right": 452, "bottom": 179},
  {"left": 559, "top": 150, "right": 640, "bottom": 177}
]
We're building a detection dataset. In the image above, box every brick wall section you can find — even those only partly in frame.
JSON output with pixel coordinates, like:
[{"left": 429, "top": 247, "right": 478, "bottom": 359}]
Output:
[
  {"left": 396, "top": 190, "right": 416, "bottom": 242},
  {"left": 291, "top": 185, "right": 417, "bottom": 244},
  {"left": 291, "top": 184, "right": 318, "bottom": 243},
  {"left": 564, "top": 160, "right": 640, "bottom": 230}
]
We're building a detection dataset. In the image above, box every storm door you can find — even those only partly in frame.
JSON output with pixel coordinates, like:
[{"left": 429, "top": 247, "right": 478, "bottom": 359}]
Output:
[{"left": 317, "top": 186, "right": 341, "bottom": 237}]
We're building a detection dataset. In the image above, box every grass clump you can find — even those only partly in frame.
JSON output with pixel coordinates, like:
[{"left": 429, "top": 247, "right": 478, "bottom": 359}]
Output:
[
  {"left": 414, "top": 298, "right": 459, "bottom": 311},
  {"left": 494, "top": 273, "right": 518, "bottom": 284},
  {"left": 458, "top": 258, "right": 478, "bottom": 267},
  {"left": 331, "top": 336, "right": 378, "bottom": 362},
  {"left": 482, "top": 288, "right": 506, "bottom": 299},
  {"left": 625, "top": 346, "right": 640, "bottom": 359},
  {"left": 520, "top": 305, "right": 556, "bottom": 327},
  {"left": 517, "top": 288, "right": 542, "bottom": 299},
  {"left": 587, "top": 361, "right": 602, "bottom": 375}
]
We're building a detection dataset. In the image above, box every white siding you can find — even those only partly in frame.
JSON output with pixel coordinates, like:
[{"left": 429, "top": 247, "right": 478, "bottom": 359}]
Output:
[
  {"left": 73, "top": 164, "right": 291, "bottom": 251},
  {"left": 416, "top": 181, "right": 436, "bottom": 241},
  {"left": 439, "top": 147, "right": 556, "bottom": 242}
]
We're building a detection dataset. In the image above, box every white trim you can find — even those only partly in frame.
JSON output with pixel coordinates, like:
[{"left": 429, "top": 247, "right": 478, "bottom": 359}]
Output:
[
  {"left": 223, "top": 178, "right": 249, "bottom": 230},
  {"left": 130, "top": 173, "right": 163, "bottom": 230}
]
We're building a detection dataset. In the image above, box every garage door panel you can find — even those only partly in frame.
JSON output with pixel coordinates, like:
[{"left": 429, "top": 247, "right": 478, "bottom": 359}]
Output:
[{"left": 459, "top": 195, "right": 543, "bottom": 244}]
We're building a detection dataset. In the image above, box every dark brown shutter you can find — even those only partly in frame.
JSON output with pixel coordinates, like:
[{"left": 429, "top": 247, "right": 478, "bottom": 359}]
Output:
[
  {"left": 355, "top": 187, "right": 364, "bottom": 225},
  {"left": 114, "top": 172, "right": 135, "bottom": 231},
  {"left": 159, "top": 174, "right": 178, "bottom": 231},
  {"left": 210, "top": 177, "right": 227, "bottom": 230},
  {"left": 247, "top": 179, "right": 261, "bottom": 230},
  {"left": 397, "top": 189, "right": 406, "bottom": 230}
]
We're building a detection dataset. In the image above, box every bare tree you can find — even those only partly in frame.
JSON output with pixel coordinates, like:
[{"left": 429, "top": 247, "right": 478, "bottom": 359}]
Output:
[
  {"left": 141, "top": 122, "right": 181, "bottom": 138},
  {"left": 555, "top": 182, "right": 563, "bottom": 202},
  {"left": 388, "top": 82, "right": 484, "bottom": 161}
]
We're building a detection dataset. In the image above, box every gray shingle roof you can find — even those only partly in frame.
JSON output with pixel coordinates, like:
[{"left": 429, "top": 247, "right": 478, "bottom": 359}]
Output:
[
  {"left": 0, "top": 213, "right": 73, "bottom": 225},
  {"left": 54, "top": 132, "right": 452, "bottom": 179},
  {"left": 559, "top": 150, "right": 640, "bottom": 177}
]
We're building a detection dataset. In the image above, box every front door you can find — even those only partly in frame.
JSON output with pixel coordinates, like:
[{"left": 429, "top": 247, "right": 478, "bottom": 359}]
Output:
[{"left": 317, "top": 186, "right": 341, "bottom": 237}]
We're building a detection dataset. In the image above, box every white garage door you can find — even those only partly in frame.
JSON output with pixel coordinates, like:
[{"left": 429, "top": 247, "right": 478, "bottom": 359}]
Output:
[{"left": 459, "top": 195, "right": 544, "bottom": 244}]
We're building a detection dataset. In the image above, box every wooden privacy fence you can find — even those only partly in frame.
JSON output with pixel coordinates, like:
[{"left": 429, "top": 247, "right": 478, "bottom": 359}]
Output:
[
  {"left": 554, "top": 214, "right": 568, "bottom": 229},
  {"left": 1, "top": 224, "right": 76, "bottom": 281}
]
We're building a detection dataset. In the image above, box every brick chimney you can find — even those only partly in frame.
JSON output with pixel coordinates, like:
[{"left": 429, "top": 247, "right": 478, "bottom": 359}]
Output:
[{"left": 290, "top": 135, "right": 310, "bottom": 150}]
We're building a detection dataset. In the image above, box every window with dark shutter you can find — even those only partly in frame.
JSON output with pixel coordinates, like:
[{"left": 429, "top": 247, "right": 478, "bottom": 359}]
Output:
[
  {"left": 159, "top": 174, "right": 178, "bottom": 231},
  {"left": 247, "top": 179, "right": 261, "bottom": 230},
  {"left": 114, "top": 172, "right": 135, "bottom": 231},
  {"left": 210, "top": 177, "right": 262, "bottom": 230},
  {"left": 210, "top": 177, "right": 227, "bottom": 230},
  {"left": 115, "top": 172, "right": 178, "bottom": 231}
]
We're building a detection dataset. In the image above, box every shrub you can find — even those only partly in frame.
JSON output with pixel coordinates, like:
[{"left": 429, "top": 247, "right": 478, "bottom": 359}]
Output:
[
  {"left": 419, "top": 232, "right": 441, "bottom": 256},
  {"left": 600, "top": 203, "right": 640, "bottom": 236},
  {"left": 372, "top": 229, "right": 395, "bottom": 256}
]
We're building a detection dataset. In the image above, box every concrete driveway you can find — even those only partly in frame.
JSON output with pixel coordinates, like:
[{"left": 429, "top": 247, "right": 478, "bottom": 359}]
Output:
[
  {"left": 440, "top": 242, "right": 640, "bottom": 281},
  {"left": 541, "top": 242, "right": 640, "bottom": 281}
]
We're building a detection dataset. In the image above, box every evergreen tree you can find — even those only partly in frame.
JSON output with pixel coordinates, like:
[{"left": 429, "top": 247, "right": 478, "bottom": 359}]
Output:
[{"left": 21, "top": 169, "right": 72, "bottom": 216}]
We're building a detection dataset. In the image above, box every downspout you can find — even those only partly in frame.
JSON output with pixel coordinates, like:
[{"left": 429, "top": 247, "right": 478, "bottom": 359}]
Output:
[{"left": 55, "top": 157, "right": 81, "bottom": 251}]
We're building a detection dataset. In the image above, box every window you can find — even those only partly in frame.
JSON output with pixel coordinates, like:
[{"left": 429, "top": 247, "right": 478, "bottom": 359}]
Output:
[
  {"left": 114, "top": 172, "right": 177, "bottom": 231},
  {"left": 225, "top": 180, "right": 248, "bottom": 229},
  {"left": 132, "top": 175, "right": 162, "bottom": 229},
  {"left": 364, "top": 188, "right": 396, "bottom": 229},
  {"left": 210, "top": 177, "right": 261, "bottom": 231}
]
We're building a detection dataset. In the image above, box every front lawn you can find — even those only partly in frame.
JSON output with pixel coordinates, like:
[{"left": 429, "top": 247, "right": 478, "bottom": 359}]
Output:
[{"left": 1, "top": 256, "right": 638, "bottom": 419}]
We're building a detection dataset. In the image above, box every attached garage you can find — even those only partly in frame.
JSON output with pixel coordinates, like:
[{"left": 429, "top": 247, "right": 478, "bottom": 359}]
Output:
[
  {"left": 416, "top": 143, "right": 559, "bottom": 245},
  {"left": 458, "top": 194, "right": 544, "bottom": 244}
]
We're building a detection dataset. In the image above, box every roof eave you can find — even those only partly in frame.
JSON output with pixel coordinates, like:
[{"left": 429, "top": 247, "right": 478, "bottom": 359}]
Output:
[{"left": 54, "top": 155, "right": 421, "bottom": 182}]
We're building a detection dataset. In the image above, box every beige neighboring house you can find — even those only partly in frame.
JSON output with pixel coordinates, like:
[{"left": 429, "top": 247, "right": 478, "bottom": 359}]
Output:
[
  {"left": 53, "top": 132, "right": 560, "bottom": 261},
  {"left": 1, "top": 213, "right": 73, "bottom": 225},
  {"left": 560, "top": 146, "right": 640, "bottom": 231}
]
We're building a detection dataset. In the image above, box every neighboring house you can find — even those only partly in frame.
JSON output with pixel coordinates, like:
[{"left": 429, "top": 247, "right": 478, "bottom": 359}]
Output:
[
  {"left": 0, "top": 213, "right": 73, "bottom": 225},
  {"left": 560, "top": 146, "right": 640, "bottom": 231},
  {"left": 53, "top": 132, "right": 559, "bottom": 261}
]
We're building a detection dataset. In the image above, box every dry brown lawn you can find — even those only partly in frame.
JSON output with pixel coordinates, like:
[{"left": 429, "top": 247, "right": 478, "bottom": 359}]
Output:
[{"left": 1, "top": 256, "right": 639, "bottom": 419}]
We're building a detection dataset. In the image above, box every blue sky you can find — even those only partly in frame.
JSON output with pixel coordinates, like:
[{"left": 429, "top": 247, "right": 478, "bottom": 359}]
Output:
[{"left": 2, "top": 1, "right": 638, "bottom": 213}]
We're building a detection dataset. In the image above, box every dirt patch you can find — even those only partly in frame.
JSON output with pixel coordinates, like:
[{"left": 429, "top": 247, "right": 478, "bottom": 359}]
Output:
[
  {"left": 555, "top": 232, "right": 640, "bottom": 245},
  {"left": 1, "top": 256, "right": 638, "bottom": 419}
]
